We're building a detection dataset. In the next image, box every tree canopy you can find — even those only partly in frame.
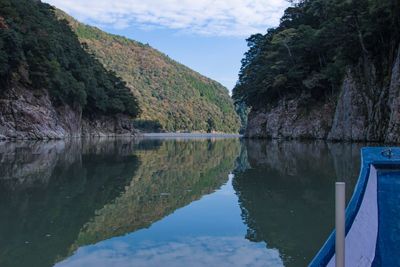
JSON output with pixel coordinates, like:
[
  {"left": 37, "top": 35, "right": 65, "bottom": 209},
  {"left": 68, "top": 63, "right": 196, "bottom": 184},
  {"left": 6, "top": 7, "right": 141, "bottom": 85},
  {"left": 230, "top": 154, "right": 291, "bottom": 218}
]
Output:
[
  {"left": 0, "top": 0, "right": 140, "bottom": 118},
  {"left": 56, "top": 10, "right": 241, "bottom": 133},
  {"left": 233, "top": 0, "right": 400, "bottom": 110}
]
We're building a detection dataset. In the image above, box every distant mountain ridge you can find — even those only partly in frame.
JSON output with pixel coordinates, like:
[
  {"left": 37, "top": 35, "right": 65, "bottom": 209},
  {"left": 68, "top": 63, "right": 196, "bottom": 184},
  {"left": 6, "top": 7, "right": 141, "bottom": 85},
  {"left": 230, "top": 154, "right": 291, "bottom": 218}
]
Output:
[{"left": 57, "top": 10, "right": 241, "bottom": 133}]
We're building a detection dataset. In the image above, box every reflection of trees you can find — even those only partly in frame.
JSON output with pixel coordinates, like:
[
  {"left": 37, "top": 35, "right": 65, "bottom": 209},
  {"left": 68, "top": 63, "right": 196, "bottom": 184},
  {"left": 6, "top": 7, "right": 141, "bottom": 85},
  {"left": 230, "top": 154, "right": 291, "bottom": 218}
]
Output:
[
  {"left": 0, "top": 138, "right": 241, "bottom": 267},
  {"left": 233, "top": 140, "right": 363, "bottom": 267},
  {"left": 0, "top": 139, "right": 140, "bottom": 267},
  {"left": 74, "top": 138, "right": 241, "bottom": 248}
]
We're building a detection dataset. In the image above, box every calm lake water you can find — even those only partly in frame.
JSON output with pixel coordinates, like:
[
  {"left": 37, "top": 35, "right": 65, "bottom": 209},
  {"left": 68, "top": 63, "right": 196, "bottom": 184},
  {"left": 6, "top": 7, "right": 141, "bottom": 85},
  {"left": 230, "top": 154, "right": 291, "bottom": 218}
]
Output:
[{"left": 0, "top": 137, "right": 364, "bottom": 267}]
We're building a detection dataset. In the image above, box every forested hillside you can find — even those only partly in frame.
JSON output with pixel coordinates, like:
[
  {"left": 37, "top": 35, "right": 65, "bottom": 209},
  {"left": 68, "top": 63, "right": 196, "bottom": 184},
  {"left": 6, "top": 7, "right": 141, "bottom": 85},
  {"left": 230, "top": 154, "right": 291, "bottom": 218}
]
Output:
[
  {"left": 233, "top": 0, "right": 400, "bottom": 142},
  {"left": 57, "top": 10, "right": 240, "bottom": 133},
  {"left": 234, "top": 0, "right": 399, "bottom": 109},
  {"left": 0, "top": 0, "right": 140, "bottom": 118}
]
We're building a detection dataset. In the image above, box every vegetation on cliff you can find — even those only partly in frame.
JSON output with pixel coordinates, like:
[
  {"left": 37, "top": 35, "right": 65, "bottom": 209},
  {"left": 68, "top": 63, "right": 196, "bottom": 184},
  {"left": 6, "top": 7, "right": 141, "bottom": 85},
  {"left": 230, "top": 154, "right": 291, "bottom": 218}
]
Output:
[
  {"left": 233, "top": 0, "right": 400, "bottom": 110},
  {"left": 0, "top": 0, "right": 140, "bottom": 118},
  {"left": 56, "top": 10, "right": 240, "bottom": 133}
]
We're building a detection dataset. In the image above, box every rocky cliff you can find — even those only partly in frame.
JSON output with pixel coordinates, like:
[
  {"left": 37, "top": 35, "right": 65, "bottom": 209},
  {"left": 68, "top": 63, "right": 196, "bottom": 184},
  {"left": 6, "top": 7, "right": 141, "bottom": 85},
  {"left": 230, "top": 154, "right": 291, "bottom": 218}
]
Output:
[
  {"left": 0, "top": 84, "right": 136, "bottom": 140},
  {"left": 245, "top": 45, "right": 400, "bottom": 143},
  {"left": 0, "top": 0, "right": 140, "bottom": 140},
  {"left": 246, "top": 98, "right": 335, "bottom": 140}
]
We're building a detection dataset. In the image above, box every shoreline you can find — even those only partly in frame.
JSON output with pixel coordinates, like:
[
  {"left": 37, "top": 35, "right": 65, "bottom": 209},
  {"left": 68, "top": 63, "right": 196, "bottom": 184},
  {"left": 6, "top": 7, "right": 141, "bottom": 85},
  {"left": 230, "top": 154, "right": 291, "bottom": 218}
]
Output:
[{"left": 141, "top": 133, "right": 243, "bottom": 139}]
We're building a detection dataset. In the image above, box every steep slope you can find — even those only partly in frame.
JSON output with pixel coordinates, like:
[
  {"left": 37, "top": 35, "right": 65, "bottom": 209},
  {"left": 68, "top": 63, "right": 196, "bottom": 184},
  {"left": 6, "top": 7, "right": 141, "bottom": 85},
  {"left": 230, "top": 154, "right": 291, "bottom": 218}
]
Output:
[
  {"left": 234, "top": 0, "right": 400, "bottom": 142},
  {"left": 0, "top": 0, "right": 140, "bottom": 139},
  {"left": 56, "top": 10, "right": 240, "bottom": 133}
]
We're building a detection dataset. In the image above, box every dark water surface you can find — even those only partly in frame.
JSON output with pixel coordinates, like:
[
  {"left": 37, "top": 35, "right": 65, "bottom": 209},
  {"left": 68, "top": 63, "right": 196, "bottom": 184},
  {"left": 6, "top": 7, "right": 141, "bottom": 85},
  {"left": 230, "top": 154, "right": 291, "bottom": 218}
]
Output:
[{"left": 0, "top": 138, "right": 364, "bottom": 267}]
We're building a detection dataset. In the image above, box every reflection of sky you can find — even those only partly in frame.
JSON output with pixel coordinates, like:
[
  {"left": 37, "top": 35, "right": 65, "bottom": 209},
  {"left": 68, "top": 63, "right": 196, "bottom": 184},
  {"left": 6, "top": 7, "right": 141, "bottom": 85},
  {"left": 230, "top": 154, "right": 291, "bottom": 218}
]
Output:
[{"left": 55, "top": 175, "right": 284, "bottom": 267}]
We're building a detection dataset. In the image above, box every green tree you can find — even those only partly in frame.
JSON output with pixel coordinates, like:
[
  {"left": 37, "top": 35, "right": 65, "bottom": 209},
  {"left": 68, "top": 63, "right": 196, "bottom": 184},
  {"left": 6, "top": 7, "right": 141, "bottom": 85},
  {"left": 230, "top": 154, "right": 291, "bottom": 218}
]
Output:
[
  {"left": 233, "top": 0, "right": 400, "bottom": 110},
  {"left": 0, "top": 0, "right": 140, "bottom": 117}
]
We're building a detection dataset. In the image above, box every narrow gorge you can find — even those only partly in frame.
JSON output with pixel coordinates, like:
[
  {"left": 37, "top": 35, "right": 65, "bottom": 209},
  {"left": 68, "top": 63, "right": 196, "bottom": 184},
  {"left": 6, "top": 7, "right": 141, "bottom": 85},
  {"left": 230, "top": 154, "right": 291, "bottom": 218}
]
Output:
[
  {"left": 246, "top": 47, "right": 400, "bottom": 142},
  {"left": 235, "top": 0, "right": 400, "bottom": 143}
]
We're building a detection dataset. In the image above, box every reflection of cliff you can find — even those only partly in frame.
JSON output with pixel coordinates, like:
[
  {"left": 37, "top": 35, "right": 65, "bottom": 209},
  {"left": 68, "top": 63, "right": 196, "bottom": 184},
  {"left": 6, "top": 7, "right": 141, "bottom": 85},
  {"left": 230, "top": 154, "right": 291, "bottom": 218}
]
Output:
[
  {"left": 233, "top": 140, "right": 363, "bottom": 267},
  {"left": 74, "top": 138, "right": 241, "bottom": 248},
  {"left": 242, "top": 140, "right": 362, "bottom": 190},
  {"left": 0, "top": 139, "right": 140, "bottom": 267},
  {"left": 0, "top": 141, "right": 79, "bottom": 188},
  {"left": 233, "top": 140, "right": 251, "bottom": 173}
]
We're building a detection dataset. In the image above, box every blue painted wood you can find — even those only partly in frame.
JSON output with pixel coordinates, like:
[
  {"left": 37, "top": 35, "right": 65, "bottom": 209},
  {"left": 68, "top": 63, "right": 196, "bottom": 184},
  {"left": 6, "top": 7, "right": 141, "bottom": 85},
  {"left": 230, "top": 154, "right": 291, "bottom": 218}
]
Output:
[
  {"left": 372, "top": 169, "right": 400, "bottom": 266},
  {"left": 309, "top": 147, "right": 400, "bottom": 267}
]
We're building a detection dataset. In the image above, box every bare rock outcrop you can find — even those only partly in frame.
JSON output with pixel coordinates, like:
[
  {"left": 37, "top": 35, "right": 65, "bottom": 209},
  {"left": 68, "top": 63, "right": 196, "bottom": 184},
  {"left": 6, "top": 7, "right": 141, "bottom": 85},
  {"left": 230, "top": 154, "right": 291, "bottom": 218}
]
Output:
[
  {"left": 0, "top": 85, "right": 137, "bottom": 140},
  {"left": 246, "top": 98, "right": 335, "bottom": 140},
  {"left": 385, "top": 46, "right": 400, "bottom": 143},
  {"left": 328, "top": 55, "right": 390, "bottom": 141},
  {"left": 326, "top": 73, "right": 369, "bottom": 141},
  {"left": 246, "top": 45, "right": 400, "bottom": 143}
]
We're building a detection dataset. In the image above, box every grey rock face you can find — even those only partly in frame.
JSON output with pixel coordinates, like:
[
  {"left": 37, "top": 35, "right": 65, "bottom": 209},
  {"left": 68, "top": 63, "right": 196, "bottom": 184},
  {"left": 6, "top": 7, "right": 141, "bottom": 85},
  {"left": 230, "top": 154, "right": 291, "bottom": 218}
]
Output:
[
  {"left": 327, "top": 72, "right": 369, "bottom": 141},
  {"left": 246, "top": 99, "right": 335, "bottom": 140},
  {"left": 386, "top": 46, "right": 400, "bottom": 143},
  {"left": 0, "top": 85, "right": 137, "bottom": 140},
  {"left": 246, "top": 45, "right": 400, "bottom": 143},
  {"left": 81, "top": 114, "right": 136, "bottom": 137},
  {"left": 328, "top": 55, "right": 390, "bottom": 142}
]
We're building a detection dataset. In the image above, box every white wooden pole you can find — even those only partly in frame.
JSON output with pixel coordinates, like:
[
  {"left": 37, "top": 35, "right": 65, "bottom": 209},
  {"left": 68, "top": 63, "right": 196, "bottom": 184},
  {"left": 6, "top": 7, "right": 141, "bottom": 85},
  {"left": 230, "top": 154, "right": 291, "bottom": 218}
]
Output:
[{"left": 335, "top": 182, "right": 345, "bottom": 267}]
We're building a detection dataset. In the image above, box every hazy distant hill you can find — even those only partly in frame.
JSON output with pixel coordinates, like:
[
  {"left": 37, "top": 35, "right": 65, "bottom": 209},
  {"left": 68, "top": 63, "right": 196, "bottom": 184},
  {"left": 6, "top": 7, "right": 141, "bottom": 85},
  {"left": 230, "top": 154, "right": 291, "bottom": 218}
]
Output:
[{"left": 57, "top": 10, "right": 241, "bottom": 133}]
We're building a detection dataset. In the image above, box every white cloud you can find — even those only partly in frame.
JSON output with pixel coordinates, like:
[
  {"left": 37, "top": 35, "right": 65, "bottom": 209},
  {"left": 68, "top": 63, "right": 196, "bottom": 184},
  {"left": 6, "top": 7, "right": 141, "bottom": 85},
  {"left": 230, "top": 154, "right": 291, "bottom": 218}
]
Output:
[
  {"left": 43, "top": 0, "right": 289, "bottom": 37},
  {"left": 55, "top": 236, "right": 284, "bottom": 267}
]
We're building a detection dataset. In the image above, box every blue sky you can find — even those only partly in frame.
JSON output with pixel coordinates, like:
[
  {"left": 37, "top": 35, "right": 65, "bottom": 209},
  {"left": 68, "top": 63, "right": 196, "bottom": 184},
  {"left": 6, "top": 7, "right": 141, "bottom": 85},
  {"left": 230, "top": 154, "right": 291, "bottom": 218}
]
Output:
[{"left": 43, "top": 0, "right": 289, "bottom": 91}]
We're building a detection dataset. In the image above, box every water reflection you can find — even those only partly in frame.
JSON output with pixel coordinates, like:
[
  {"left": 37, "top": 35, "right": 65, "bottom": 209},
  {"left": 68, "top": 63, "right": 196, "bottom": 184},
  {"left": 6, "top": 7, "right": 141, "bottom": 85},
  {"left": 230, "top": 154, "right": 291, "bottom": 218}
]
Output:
[
  {"left": 0, "top": 138, "right": 241, "bottom": 267},
  {"left": 0, "top": 139, "right": 140, "bottom": 267},
  {"left": 56, "top": 177, "right": 283, "bottom": 267},
  {"left": 73, "top": 138, "right": 241, "bottom": 248},
  {"left": 233, "top": 140, "right": 363, "bottom": 267},
  {"left": 0, "top": 138, "right": 365, "bottom": 267}
]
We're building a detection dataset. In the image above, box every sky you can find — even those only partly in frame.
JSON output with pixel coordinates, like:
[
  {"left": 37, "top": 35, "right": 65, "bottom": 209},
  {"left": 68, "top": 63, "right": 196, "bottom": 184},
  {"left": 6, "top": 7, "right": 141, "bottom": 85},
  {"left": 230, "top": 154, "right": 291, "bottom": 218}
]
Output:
[{"left": 43, "top": 0, "right": 290, "bottom": 91}]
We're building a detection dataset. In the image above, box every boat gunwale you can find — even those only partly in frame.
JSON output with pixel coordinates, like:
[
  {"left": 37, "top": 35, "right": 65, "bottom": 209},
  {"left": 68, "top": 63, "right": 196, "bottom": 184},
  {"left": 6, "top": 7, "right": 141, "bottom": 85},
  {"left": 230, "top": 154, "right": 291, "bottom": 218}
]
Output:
[{"left": 309, "top": 147, "right": 400, "bottom": 267}]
